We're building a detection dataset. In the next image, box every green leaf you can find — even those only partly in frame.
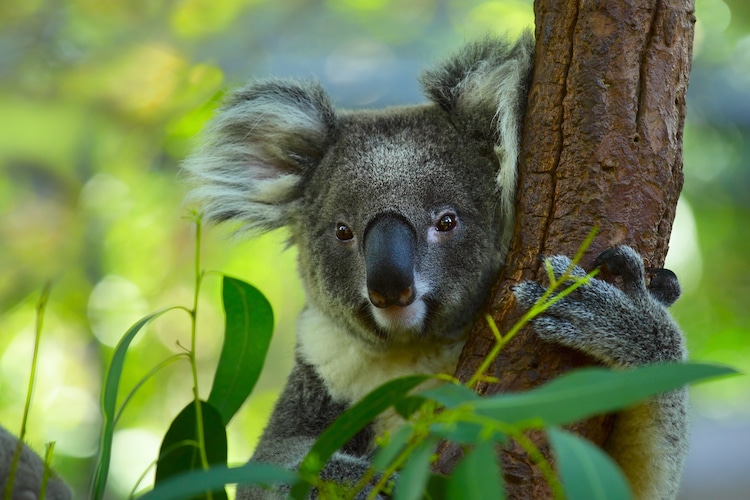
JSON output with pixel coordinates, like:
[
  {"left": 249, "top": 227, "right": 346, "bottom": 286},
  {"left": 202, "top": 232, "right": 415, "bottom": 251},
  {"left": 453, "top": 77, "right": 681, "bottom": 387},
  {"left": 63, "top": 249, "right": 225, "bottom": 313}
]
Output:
[
  {"left": 140, "top": 462, "right": 297, "bottom": 500},
  {"left": 419, "top": 383, "right": 479, "bottom": 408},
  {"left": 91, "top": 307, "right": 182, "bottom": 500},
  {"left": 291, "top": 375, "right": 429, "bottom": 499},
  {"left": 154, "top": 400, "right": 228, "bottom": 500},
  {"left": 394, "top": 437, "right": 438, "bottom": 500},
  {"left": 447, "top": 440, "right": 504, "bottom": 500},
  {"left": 372, "top": 424, "right": 414, "bottom": 471},
  {"left": 549, "top": 428, "right": 631, "bottom": 500},
  {"left": 208, "top": 276, "right": 274, "bottom": 425},
  {"left": 424, "top": 474, "right": 450, "bottom": 500},
  {"left": 428, "top": 421, "right": 505, "bottom": 445},
  {"left": 469, "top": 362, "right": 737, "bottom": 426},
  {"left": 394, "top": 395, "right": 428, "bottom": 419}
]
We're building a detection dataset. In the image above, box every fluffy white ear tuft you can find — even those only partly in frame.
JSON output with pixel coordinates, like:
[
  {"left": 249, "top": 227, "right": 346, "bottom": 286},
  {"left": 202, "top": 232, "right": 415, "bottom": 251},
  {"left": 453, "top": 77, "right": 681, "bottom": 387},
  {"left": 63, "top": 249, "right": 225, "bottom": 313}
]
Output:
[
  {"left": 420, "top": 33, "right": 534, "bottom": 242},
  {"left": 183, "top": 80, "right": 336, "bottom": 234}
]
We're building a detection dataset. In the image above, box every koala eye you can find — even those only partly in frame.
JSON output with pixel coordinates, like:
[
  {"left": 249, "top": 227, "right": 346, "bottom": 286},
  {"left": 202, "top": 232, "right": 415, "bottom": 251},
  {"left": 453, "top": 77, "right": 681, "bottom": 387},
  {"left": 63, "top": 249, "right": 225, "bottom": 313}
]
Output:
[
  {"left": 436, "top": 213, "right": 457, "bottom": 232},
  {"left": 335, "top": 223, "right": 354, "bottom": 241}
]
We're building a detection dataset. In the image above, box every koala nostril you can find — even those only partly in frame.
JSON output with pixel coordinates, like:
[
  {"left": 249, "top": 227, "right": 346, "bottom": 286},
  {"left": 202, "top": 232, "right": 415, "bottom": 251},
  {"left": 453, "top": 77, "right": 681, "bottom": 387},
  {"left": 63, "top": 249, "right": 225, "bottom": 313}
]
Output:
[
  {"left": 368, "top": 290, "right": 389, "bottom": 308},
  {"left": 368, "top": 285, "right": 415, "bottom": 308},
  {"left": 397, "top": 286, "right": 415, "bottom": 306}
]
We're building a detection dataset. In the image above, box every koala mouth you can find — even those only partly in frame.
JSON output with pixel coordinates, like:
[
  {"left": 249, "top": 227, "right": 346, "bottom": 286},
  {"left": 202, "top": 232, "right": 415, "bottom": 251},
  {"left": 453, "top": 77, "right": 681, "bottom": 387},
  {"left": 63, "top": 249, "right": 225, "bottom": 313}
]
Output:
[
  {"left": 371, "top": 299, "right": 427, "bottom": 332},
  {"left": 355, "top": 297, "right": 434, "bottom": 342}
]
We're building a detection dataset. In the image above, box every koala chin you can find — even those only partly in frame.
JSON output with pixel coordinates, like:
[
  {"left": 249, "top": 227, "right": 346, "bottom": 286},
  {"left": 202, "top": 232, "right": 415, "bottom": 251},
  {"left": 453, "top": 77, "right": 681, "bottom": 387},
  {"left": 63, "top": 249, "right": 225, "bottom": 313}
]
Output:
[{"left": 185, "top": 32, "right": 689, "bottom": 500}]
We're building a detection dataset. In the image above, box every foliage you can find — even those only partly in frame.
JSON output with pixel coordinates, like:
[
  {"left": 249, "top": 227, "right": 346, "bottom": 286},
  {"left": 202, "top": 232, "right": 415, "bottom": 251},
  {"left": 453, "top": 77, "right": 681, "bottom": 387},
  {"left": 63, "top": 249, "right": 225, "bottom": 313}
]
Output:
[
  {"left": 87, "top": 219, "right": 276, "bottom": 498},
  {"left": 106, "top": 234, "right": 738, "bottom": 499},
  {"left": 7, "top": 223, "right": 736, "bottom": 499}
]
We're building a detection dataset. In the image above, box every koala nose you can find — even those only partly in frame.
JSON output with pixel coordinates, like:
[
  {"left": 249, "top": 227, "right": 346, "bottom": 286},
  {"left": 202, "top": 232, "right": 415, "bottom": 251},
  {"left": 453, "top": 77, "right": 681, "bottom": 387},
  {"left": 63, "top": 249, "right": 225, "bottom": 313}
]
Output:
[{"left": 363, "top": 214, "right": 417, "bottom": 308}]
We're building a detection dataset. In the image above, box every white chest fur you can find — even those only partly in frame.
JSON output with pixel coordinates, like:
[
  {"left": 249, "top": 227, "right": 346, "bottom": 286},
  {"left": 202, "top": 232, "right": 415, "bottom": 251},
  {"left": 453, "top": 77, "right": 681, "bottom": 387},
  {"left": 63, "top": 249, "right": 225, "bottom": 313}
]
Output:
[{"left": 296, "top": 307, "right": 464, "bottom": 437}]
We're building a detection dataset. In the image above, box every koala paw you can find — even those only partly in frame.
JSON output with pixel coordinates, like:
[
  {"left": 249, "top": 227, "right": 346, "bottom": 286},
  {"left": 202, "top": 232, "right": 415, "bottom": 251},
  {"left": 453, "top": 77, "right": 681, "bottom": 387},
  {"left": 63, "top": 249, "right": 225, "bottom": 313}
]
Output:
[{"left": 512, "top": 246, "right": 686, "bottom": 367}]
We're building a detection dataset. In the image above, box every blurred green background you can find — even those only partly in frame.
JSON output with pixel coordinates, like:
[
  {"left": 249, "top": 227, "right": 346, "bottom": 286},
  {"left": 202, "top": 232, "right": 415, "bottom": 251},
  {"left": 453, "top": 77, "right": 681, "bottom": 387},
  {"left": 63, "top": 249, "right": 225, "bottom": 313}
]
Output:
[{"left": 0, "top": 0, "right": 747, "bottom": 498}]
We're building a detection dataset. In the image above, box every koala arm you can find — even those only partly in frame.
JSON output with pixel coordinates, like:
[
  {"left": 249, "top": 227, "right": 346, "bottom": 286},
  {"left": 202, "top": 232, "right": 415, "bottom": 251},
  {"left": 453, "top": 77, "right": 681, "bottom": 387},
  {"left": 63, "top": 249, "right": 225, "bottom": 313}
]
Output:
[
  {"left": 237, "top": 356, "right": 381, "bottom": 500},
  {"left": 512, "top": 246, "right": 688, "bottom": 500},
  {"left": 0, "top": 425, "right": 71, "bottom": 500}
]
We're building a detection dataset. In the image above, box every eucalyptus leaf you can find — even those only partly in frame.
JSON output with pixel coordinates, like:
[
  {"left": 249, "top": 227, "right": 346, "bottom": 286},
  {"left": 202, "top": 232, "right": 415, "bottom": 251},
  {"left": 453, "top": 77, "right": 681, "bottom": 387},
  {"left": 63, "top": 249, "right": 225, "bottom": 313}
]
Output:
[
  {"left": 419, "top": 383, "right": 479, "bottom": 408},
  {"left": 549, "top": 427, "right": 631, "bottom": 500},
  {"left": 424, "top": 474, "right": 450, "bottom": 500},
  {"left": 428, "top": 421, "right": 505, "bottom": 445},
  {"left": 208, "top": 276, "right": 274, "bottom": 425},
  {"left": 140, "top": 462, "right": 297, "bottom": 500},
  {"left": 394, "top": 437, "right": 439, "bottom": 500},
  {"left": 394, "top": 395, "right": 428, "bottom": 419},
  {"left": 154, "top": 400, "right": 228, "bottom": 500},
  {"left": 447, "top": 440, "right": 504, "bottom": 500},
  {"left": 469, "top": 362, "right": 736, "bottom": 426},
  {"left": 91, "top": 307, "right": 182, "bottom": 500},
  {"left": 372, "top": 424, "right": 414, "bottom": 472}
]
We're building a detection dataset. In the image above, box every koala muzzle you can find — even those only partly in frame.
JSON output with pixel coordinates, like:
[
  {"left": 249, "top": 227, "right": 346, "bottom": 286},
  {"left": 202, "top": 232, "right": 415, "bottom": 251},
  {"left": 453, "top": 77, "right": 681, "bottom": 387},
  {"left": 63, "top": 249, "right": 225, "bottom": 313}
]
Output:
[{"left": 364, "top": 214, "right": 417, "bottom": 308}]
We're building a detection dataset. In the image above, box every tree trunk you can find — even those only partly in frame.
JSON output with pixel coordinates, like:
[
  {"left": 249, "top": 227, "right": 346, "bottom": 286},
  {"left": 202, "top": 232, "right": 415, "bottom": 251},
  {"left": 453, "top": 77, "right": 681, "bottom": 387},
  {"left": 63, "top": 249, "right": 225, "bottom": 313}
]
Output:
[{"left": 434, "top": 0, "right": 694, "bottom": 496}]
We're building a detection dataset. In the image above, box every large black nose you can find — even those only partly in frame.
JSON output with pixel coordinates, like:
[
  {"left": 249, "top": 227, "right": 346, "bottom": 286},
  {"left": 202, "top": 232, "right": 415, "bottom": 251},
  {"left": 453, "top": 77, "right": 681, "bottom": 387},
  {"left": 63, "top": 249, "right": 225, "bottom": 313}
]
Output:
[{"left": 363, "top": 214, "right": 416, "bottom": 308}]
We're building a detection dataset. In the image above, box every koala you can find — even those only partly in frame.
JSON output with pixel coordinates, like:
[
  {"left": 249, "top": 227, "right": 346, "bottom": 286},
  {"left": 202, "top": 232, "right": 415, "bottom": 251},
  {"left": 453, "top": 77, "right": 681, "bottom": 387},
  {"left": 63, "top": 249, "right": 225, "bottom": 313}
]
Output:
[
  {"left": 0, "top": 425, "right": 72, "bottom": 500},
  {"left": 184, "top": 32, "right": 688, "bottom": 500}
]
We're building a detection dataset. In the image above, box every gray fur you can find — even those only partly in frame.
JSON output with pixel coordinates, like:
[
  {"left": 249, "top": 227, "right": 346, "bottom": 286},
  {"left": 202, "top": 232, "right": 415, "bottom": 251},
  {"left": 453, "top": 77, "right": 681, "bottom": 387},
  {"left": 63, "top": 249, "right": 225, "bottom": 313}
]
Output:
[
  {"left": 184, "top": 33, "right": 688, "bottom": 500},
  {"left": 512, "top": 246, "right": 688, "bottom": 499},
  {"left": 513, "top": 247, "right": 687, "bottom": 367},
  {"left": 242, "top": 357, "right": 376, "bottom": 499},
  {"left": 184, "top": 35, "right": 535, "bottom": 350},
  {"left": 420, "top": 32, "right": 533, "bottom": 248},
  {"left": 183, "top": 80, "right": 337, "bottom": 234},
  {"left": 0, "top": 425, "right": 71, "bottom": 500}
]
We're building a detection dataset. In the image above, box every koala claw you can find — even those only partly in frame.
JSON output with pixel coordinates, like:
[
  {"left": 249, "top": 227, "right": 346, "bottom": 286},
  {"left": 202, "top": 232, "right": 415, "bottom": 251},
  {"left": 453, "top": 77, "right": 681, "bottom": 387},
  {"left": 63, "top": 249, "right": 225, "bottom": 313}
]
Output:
[
  {"left": 594, "top": 246, "right": 644, "bottom": 277},
  {"left": 594, "top": 246, "right": 648, "bottom": 297},
  {"left": 594, "top": 245, "right": 681, "bottom": 306}
]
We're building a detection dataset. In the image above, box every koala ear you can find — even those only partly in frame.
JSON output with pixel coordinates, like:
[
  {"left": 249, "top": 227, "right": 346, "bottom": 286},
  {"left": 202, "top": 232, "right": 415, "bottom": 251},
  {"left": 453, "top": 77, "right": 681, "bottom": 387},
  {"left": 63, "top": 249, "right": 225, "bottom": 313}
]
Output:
[
  {"left": 184, "top": 79, "right": 336, "bottom": 234},
  {"left": 420, "top": 32, "right": 534, "bottom": 227}
]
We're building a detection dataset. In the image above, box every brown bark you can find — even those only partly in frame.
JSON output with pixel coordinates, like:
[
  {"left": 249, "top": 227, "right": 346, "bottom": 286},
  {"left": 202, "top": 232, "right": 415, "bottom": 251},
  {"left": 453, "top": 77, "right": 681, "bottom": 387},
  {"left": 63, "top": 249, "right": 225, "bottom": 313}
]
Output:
[{"left": 434, "top": 0, "right": 694, "bottom": 496}]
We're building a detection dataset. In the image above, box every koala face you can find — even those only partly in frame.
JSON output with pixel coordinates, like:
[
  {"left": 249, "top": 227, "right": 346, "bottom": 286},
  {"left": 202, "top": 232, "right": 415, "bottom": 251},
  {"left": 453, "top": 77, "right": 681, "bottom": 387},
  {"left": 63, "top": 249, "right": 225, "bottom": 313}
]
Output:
[
  {"left": 292, "top": 107, "right": 505, "bottom": 346},
  {"left": 185, "top": 35, "right": 533, "bottom": 349}
]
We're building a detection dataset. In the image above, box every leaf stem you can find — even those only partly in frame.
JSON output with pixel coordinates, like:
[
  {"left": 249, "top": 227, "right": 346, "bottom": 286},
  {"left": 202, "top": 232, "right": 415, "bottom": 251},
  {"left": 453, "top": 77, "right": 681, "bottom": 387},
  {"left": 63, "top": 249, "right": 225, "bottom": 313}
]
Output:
[
  {"left": 4, "top": 283, "right": 51, "bottom": 500},
  {"left": 468, "top": 227, "right": 599, "bottom": 388},
  {"left": 367, "top": 437, "right": 420, "bottom": 500},
  {"left": 40, "top": 441, "right": 56, "bottom": 500},
  {"left": 366, "top": 402, "right": 438, "bottom": 499},
  {"left": 189, "top": 215, "right": 212, "bottom": 498}
]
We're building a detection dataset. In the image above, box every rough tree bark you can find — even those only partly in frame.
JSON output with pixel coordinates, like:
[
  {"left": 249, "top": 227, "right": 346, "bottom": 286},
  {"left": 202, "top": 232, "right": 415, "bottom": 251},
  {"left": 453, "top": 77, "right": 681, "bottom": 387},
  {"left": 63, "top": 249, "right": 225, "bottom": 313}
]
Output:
[{"left": 434, "top": 0, "right": 694, "bottom": 497}]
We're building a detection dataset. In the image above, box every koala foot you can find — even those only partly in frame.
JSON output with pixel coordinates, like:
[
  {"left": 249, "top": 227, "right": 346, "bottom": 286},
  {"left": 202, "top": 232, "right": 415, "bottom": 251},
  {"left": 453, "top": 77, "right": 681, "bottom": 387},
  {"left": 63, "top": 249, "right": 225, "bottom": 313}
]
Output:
[{"left": 512, "top": 246, "right": 686, "bottom": 367}]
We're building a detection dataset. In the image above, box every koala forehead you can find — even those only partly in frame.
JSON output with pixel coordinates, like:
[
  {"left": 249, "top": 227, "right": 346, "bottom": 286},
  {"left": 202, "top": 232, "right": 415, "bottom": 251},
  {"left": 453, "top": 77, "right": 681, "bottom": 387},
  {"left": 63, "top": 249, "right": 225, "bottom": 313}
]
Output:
[{"left": 304, "top": 104, "right": 499, "bottom": 226}]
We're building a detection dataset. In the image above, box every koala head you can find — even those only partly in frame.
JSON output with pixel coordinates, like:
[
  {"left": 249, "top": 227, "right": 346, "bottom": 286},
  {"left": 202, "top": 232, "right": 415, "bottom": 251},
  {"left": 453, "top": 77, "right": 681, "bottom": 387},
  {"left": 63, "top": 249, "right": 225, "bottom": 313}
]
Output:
[{"left": 185, "top": 35, "right": 533, "bottom": 348}]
